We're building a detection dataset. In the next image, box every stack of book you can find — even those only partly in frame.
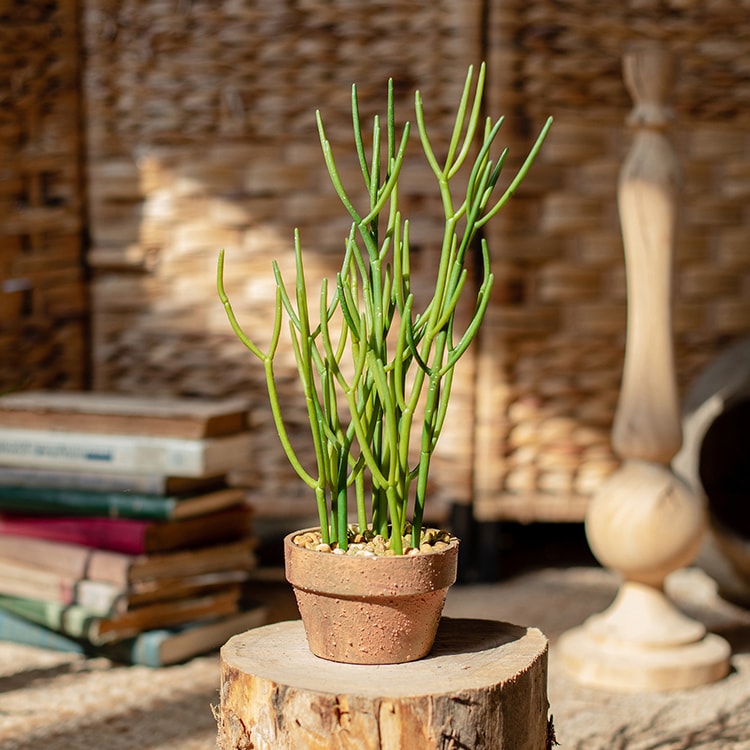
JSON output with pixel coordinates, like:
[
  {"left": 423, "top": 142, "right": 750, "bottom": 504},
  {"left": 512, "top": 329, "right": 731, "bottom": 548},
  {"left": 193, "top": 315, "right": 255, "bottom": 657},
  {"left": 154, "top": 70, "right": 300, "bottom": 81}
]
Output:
[{"left": 0, "top": 391, "right": 267, "bottom": 666}]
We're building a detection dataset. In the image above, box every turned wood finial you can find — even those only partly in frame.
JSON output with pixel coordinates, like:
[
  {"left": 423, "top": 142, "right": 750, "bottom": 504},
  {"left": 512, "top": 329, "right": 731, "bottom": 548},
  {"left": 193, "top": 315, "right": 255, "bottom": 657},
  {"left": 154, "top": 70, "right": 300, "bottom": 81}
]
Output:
[
  {"left": 558, "top": 42, "right": 730, "bottom": 691},
  {"left": 611, "top": 41, "right": 682, "bottom": 463}
]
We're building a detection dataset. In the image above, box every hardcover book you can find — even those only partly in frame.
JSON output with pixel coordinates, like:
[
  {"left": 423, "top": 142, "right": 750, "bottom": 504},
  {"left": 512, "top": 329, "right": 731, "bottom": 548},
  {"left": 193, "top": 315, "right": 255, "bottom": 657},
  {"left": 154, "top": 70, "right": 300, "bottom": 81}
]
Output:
[
  {"left": 0, "top": 428, "right": 252, "bottom": 477},
  {"left": 0, "top": 604, "right": 268, "bottom": 666},
  {"left": 0, "top": 535, "right": 258, "bottom": 587},
  {"left": 0, "top": 555, "right": 248, "bottom": 616},
  {"left": 0, "top": 558, "right": 123, "bottom": 615},
  {"left": 0, "top": 589, "right": 241, "bottom": 644},
  {"left": 0, "top": 391, "right": 250, "bottom": 439},
  {"left": 0, "top": 485, "right": 247, "bottom": 521},
  {"left": 0, "top": 466, "right": 228, "bottom": 496},
  {"left": 0, "top": 505, "right": 253, "bottom": 554}
]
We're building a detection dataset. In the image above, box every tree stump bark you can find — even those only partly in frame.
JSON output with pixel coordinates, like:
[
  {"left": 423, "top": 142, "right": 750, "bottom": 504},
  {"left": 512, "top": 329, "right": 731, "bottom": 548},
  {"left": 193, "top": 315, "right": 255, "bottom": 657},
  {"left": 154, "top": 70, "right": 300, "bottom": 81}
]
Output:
[{"left": 216, "top": 617, "right": 550, "bottom": 750}]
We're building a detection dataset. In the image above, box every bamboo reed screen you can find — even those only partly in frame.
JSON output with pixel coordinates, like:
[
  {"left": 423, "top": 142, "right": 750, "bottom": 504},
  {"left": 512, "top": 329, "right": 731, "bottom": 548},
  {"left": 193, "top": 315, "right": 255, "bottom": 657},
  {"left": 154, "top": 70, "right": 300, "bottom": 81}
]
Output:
[{"left": 0, "top": 0, "right": 86, "bottom": 393}]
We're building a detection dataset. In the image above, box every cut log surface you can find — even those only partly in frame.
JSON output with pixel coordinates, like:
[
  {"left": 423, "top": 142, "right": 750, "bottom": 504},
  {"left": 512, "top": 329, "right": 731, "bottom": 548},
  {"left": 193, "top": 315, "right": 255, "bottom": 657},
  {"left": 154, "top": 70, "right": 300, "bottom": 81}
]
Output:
[{"left": 216, "top": 617, "right": 550, "bottom": 750}]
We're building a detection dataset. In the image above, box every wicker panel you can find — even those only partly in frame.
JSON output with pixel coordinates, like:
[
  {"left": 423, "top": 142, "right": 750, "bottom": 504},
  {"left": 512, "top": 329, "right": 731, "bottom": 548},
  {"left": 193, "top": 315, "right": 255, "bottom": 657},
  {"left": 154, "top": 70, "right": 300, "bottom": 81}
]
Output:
[
  {"left": 0, "top": 0, "right": 86, "bottom": 392},
  {"left": 475, "top": 0, "right": 750, "bottom": 522},
  {"left": 84, "top": 0, "right": 484, "bottom": 519},
  {"left": 79, "top": 0, "right": 750, "bottom": 523}
]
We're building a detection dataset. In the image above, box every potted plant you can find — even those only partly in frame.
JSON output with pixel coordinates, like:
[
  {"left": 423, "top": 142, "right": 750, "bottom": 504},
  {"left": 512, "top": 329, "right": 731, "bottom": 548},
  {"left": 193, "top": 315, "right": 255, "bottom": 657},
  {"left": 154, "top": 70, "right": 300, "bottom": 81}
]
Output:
[{"left": 218, "top": 63, "right": 551, "bottom": 664}]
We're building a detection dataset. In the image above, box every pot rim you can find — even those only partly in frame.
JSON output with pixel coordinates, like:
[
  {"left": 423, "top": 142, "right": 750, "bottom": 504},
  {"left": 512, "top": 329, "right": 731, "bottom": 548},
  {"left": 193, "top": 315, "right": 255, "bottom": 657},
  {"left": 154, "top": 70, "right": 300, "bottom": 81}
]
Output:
[
  {"left": 284, "top": 527, "right": 459, "bottom": 596},
  {"left": 285, "top": 526, "right": 458, "bottom": 556}
]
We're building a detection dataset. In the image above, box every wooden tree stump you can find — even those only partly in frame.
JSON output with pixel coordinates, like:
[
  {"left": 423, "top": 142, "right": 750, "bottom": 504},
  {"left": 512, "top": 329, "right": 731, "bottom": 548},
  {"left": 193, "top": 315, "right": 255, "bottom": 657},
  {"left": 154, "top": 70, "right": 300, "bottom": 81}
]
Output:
[{"left": 216, "top": 617, "right": 550, "bottom": 750}]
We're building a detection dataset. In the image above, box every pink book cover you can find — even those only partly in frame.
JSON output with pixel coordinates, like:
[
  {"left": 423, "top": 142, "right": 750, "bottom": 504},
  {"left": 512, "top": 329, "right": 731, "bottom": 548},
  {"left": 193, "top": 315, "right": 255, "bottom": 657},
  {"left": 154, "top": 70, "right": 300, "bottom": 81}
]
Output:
[{"left": 0, "top": 515, "right": 149, "bottom": 555}]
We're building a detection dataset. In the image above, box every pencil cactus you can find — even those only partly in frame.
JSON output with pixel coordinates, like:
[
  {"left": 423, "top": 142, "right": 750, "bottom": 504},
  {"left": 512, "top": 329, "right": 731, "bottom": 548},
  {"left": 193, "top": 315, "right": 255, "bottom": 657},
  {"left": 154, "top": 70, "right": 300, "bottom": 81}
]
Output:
[{"left": 218, "top": 64, "right": 551, "bottom": 553}]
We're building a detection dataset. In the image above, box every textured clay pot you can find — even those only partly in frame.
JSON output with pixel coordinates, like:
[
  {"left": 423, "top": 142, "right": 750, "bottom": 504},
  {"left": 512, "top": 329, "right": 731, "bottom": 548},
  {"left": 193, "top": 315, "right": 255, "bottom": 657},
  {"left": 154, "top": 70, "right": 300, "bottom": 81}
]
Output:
[{"left": 284, "top": 530, "right": 459, "bottom": 664}]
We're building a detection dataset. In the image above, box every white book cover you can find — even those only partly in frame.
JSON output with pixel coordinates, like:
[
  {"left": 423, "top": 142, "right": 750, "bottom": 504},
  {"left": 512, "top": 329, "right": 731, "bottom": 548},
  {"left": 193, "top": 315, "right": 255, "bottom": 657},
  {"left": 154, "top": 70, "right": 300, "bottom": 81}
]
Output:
[{"left": 0, "top": 428, "right": 252, "bottom": 477}]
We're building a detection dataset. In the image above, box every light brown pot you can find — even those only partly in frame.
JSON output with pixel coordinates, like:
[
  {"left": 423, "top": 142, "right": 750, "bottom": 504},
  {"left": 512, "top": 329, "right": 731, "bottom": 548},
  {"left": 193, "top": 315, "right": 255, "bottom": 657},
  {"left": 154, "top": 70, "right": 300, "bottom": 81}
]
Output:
[{"left": 284, "top": 529, "right": 459, "bottom": 664}]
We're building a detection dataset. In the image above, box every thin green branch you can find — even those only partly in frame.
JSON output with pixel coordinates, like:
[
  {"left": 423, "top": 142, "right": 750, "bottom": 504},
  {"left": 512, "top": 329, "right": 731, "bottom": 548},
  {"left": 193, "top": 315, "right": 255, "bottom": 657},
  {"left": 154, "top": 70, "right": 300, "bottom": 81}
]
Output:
[{"left": 477, "top": 115, "right": 554, "bottom": 227}]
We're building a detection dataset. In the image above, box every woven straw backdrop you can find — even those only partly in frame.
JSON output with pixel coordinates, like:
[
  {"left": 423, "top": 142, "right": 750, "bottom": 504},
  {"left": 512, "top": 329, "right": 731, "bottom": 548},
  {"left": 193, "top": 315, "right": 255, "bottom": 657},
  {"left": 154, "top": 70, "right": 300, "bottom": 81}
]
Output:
[
  {"left": 1, "top": 0, "right": 748, "bottom": 522},
  {"left": 475, "top": 0, "right": 750, "bottom": 521},
  {"left": 83, "top": 0, "right": 485, "bottom": 520}
]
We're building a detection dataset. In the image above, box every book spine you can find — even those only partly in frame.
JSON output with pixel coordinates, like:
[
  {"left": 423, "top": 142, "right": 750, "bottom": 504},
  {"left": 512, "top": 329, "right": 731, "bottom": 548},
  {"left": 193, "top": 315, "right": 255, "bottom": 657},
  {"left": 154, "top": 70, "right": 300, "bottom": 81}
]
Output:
[
  {"left": 0, "top": 485, "right": 178, "bottom": 520},
  {"left": 0, "top": 429, "right": 251, "bottom": 478}
]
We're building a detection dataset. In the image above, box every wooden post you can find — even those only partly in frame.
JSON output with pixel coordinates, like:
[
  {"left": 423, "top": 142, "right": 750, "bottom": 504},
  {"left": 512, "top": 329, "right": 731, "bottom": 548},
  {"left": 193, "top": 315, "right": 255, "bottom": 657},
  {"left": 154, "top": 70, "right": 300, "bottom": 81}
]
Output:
[
  {"left": 557, "top": 42, "right": 731, "bottom": 691},
  {"left": 216, "top": 618, "right": 551, "bottom": 749}
]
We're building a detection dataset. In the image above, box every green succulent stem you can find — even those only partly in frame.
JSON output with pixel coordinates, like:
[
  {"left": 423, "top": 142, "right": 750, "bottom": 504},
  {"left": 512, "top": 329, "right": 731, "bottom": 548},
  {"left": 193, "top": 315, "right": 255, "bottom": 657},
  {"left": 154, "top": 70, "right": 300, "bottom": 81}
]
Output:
[{"left": 218, "top": 63, "right": 551, "bottom": 553}]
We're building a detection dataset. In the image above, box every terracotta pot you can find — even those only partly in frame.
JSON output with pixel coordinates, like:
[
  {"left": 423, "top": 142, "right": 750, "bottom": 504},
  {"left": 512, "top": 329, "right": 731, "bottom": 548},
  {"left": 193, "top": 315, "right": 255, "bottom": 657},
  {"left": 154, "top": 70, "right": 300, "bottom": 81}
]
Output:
[{"left": 284, "top": 529, "right": 459, "bottom": 664}]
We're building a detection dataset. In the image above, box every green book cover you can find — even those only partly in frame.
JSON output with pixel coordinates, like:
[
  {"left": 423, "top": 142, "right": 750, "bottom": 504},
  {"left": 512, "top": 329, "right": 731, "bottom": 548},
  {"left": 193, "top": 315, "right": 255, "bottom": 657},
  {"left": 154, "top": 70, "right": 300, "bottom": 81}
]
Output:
[
  {"left": 0, "top": 485, "right": 183, "bottom": 520},
  {"left": 0, "top": 484, "right": 245, "bottom": 521},
  {"left": 0, "top": 594, "right": 100, "bottom": 640}
]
